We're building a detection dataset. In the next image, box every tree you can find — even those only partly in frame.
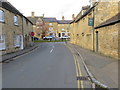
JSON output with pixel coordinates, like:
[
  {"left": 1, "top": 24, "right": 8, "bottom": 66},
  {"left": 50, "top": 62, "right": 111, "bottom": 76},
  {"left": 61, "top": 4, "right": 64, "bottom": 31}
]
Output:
[{"left": 36, "top": 18, "right": 49, "bottom": 38}]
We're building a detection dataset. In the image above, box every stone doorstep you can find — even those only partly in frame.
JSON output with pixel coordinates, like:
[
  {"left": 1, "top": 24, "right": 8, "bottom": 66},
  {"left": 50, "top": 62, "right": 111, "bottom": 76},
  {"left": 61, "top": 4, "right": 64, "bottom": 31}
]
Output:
[{"left": 1, "top": 45, "right": 38, "bottom": 62}]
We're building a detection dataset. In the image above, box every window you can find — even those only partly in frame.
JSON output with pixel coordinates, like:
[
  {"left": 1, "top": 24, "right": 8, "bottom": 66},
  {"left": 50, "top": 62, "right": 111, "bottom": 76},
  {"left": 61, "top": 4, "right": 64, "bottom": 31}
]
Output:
[
  {"left": 49, "top": 23, "right": 52, "bottom": 26},
  {"left": 0, "top": 35, "right": 6, "bottom": 50},
  {"left": 14, "top": 16, "right": 18, "bottom": 25},
  {"left": 49, "top": 27, "right": 53, "bottom": 31},
  {"left": 0, "top": 10, "right": 4, "bottom": 22},
  {"left": 14, "top": 35, "right": 20, "bottom": 47}
]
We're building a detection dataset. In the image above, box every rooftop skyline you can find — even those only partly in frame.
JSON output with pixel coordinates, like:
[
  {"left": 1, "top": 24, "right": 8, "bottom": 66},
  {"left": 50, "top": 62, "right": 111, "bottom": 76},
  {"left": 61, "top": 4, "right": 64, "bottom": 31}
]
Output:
[{"left": 7, "top": 0, "right": 90, "bottom": 20}]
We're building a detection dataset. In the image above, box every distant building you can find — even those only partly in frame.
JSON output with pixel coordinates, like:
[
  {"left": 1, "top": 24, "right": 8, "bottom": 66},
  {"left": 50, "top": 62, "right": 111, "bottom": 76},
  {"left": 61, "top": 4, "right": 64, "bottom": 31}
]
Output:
[
  {"left": 43, "top": 17, "right": 58, "bottom": 37},
  {"left": 27, "top": 12, "right": 43, "bottom": 39},
  {"left": 28, "top": 13, "right": 72, "bottom": 39},
  {"left": 57, "top": 16, "right": 72, "bottom": 38}
]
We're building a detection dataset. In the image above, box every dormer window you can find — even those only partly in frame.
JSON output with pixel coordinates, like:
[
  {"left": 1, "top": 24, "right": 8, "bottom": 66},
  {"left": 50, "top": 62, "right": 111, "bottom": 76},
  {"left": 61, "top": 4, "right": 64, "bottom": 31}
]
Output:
[
  {"left": 0, "top": 10, "right": 4, "bottom": 22},
  {"left": 14, "top": 15, "right": 18, "bottom": 25}
]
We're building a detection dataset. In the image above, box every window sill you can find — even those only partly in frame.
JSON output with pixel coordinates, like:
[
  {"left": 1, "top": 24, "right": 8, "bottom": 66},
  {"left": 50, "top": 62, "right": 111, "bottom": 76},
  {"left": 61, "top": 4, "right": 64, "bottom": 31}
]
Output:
[
  {"left": 0, "top": 49, "right": 6, "bottom": 51},
  {"left": 0, "top": 21, "right": 5, "bottom": 24},
  {"left": 14, "top": 24, "right": 19, "bottom": 27}
]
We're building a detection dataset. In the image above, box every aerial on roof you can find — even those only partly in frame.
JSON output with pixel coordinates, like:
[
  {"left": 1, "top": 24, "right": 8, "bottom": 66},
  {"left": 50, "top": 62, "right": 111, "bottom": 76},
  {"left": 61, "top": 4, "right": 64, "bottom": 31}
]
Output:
[
  {"left": 57, "top": 20, "right": 72, "bottom": 24},
  {"left": 43, "top": 17, "right": 57, "bottom": 22}
]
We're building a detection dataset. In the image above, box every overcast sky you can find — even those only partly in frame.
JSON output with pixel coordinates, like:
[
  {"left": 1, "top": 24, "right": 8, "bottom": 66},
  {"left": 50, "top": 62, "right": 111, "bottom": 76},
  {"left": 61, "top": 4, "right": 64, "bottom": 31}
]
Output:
[{"left": 7, "top": 0, "right": 90, "bottom": 20}]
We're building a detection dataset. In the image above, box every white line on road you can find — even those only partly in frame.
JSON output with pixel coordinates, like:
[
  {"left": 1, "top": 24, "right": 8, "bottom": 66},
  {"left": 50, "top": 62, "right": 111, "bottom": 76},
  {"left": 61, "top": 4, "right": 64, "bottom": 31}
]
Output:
[
  {"left": 50, "top": 49, "right": 53, "bottom": 53},
  {"left": 53, "top": 46, "right": 54, "bottom": 48}
]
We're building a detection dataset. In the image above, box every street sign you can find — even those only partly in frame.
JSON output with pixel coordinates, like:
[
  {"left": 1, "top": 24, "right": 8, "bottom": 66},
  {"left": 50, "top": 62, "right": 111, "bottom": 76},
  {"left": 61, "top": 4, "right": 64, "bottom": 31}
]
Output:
[
  {"left": 30, "top": 32, "right": 35, "bottom": 36},
  {"left": 88, "top": 18, "right": 94, "bottom": 26}
]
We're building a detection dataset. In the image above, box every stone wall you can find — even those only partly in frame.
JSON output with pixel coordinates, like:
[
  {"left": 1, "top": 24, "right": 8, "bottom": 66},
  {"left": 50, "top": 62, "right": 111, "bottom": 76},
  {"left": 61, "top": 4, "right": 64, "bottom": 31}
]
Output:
[
  {"left": 94, "top": 24, "right": 119, "bottom": 59},
  {"left": 23, "top": 17, "right": 33, "bottom": 48},
  {"left": 1, "top": 8, "right": 23, "bottom": 54},
  {"left": 70, "top": 1, "right": 119, "bottom": 59}
]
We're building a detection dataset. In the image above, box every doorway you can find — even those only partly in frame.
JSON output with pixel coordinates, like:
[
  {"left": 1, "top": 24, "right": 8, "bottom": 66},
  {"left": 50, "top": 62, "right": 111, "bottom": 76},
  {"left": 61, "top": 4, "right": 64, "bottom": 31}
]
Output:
[{"left": 96, "top": 31, "right": 99, "bottom": 52}]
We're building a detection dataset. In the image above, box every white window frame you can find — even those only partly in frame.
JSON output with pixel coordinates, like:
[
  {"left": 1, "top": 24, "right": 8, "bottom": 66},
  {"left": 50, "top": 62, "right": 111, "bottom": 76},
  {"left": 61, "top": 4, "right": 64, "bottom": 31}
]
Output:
[
  {"left": 14, "top": 15, "right": 18, "bottom": 25},
  {"left": 0, "top": 10, "right": 4, "bottom": 22},
  {"left": 49, "top": 23, "right": 52, "bottom": 26},
  {"left": 62, "top": 28, "right": 65, "bottom": 31},
  {"left": 14, "top": 35, "right": 20, "bottom": 47},
  {"left": 0, "top": 35, "right": 6, "bottom": 50}
]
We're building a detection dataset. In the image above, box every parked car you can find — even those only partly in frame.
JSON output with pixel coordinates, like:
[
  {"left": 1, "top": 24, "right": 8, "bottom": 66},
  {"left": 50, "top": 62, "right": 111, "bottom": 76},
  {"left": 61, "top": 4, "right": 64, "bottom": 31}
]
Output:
[
  {"left": 34, "top": 37, "right": 39, "bottom": 40},
  {"left": 60, "top": 36, "right": 70, "bottom": 39},
  {"left": 43, "top": 36, "right": 55, "bottom": 40}
]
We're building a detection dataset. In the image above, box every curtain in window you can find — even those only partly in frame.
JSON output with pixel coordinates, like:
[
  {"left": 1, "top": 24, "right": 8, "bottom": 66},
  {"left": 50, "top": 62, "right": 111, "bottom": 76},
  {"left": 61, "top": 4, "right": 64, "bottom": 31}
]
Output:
[
  {"left": 14, "top": 35, "right": 20, "bottom": 47},
  {"left": 0, "top": 35, "right": 6, "bottom": 50},
  {"left": 0, "top": 10, "right": 4, "bottom": 22}
]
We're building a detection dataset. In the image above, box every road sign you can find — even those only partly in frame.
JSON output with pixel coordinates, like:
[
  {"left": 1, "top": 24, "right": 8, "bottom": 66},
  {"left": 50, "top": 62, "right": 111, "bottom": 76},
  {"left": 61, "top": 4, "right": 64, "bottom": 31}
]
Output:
[{"left": 30, "top": 32, "right": 35, "bottom": 36}]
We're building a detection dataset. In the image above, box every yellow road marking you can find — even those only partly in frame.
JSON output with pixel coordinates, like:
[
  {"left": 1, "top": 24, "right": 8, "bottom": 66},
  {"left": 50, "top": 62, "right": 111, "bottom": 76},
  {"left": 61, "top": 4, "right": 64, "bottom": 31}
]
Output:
[
  {"left": 73, "top": 55, "right": 80, "bottom": 89},
  {"left": 65, "top": 44, "right": 84, "bottom": 89},
  {"left": 77, "top": 56, "right": 84, "bottom": 90}
]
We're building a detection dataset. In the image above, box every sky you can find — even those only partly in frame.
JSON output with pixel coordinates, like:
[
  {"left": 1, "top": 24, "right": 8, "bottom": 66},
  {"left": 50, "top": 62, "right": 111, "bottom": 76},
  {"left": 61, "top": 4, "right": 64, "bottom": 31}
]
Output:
[{"left": 7, "top": 0, "right": 90, "bottom": 20}]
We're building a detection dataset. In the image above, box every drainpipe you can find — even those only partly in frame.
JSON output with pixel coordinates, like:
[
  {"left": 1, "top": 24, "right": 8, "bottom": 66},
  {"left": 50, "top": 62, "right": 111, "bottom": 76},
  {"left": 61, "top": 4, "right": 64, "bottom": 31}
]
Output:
[
  {"left": 92, "top": 8, "right": 95, "bottom": 52},
  {"left": 22, "top": 16, "right": 25, "bottom": 49}
]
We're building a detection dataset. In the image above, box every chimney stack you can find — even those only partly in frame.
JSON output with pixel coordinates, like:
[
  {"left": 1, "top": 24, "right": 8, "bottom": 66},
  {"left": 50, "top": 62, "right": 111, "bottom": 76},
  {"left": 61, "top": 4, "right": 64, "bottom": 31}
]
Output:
[
  {"left": 31, "top": 12, "right": 35, "bottom": 17},
  {"left": 72, "top": 14, "right": 75, "bottom": 20},
  {"left": 43, "top": 14, "right": 44, "bottom": 17},
  {"left": 62, "top": 16, "right": 64, "bottom": 21}
]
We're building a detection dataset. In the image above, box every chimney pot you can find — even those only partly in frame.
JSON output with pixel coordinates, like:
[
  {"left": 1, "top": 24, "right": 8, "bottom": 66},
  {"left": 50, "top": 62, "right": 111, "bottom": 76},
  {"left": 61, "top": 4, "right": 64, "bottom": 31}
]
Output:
[
  {"left": 72, "top": 14, "right": 75, "bottom": 20},
  {"left": 31, "top": 12, "right": 35, "bottom": 17},
  {"left": 62, "top": 16, "right": 64, "bottom": 20}
]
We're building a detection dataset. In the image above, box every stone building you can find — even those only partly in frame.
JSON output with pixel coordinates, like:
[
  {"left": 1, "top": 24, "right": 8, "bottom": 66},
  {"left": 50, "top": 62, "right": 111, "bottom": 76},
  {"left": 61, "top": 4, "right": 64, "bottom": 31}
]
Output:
[
  {"left": 70, "top": 0, "right": 119, "bottom": 59},
  {"left": 57, "top": 16, "right": 71, "bottom": 38},
  {"left": 0, "top": 0, "right": 33, "bottom": 55},
  {"left": 28, "top": 13, "right": 72, "bottom": 39},
  {"left": 94, "top": 1, "right": 120, "bottom": 59},
  {"left": 27, "top": 12, "right": 43, "bottom": 39}
]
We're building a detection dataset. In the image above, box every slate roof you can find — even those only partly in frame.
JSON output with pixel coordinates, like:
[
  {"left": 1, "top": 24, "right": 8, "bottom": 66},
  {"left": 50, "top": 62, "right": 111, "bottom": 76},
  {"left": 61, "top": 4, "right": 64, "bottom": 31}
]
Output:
[
  {"left": 95, "top": 13, "right": 120, "bottom": 29},
  {"left": 57, "top": 20, "right": 72, "bottom": 24},
  {"left": 82, "top": 5, "right": 90, "bottom": 10},
  {"left": 43, "top": 17, "right": 57, "bottom": 22},
  {"left": 27, "top": 17, "right": 43, "bottom": 25}
]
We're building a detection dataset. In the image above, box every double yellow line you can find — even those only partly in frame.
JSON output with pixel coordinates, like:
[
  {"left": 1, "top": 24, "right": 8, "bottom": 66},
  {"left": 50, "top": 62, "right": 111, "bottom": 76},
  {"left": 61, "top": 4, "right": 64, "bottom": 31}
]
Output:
[
  {"left": 73, "top": 55, "right": 84, "bottom": 89},
  {"left": 65, "top": 44, "right": 84, "bottom": 89}
]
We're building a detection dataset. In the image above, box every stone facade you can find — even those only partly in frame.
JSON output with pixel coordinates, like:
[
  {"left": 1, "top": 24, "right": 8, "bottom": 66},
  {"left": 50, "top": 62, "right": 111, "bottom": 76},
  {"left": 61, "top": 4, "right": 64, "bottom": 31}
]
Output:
[
  {"left": 44, "top": 21, "right": 58, "bottom": 37},
  {"left": 70, "top": 1, "right": 120, "bottom": 59},
  {"left": 1, "top": 8, "right": 23, "bottom": 54},
  {"left": 57, "top": 16, "right": 71, "bottom": 38},
  {"left": 23, "top": 17, "right": 33, "bottom": 48},
  {"left": 0, "top": 2, "right": 33, "bottom": 55}
]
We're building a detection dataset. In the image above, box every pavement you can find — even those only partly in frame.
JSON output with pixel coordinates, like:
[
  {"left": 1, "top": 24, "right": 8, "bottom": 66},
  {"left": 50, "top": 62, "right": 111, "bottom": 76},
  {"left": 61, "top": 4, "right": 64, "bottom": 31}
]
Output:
[
  {"left": 67, "top": 43, "right": 119, "bottom": 89},
  {"left": 1, "top": 44, "right": 38, "bottom": 62}
]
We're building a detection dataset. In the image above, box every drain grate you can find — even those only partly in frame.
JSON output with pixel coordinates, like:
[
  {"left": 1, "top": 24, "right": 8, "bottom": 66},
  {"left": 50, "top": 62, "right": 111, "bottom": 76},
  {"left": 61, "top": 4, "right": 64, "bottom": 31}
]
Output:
[{"left": 77, "top": 76, "right": 89, "bottom": 81}]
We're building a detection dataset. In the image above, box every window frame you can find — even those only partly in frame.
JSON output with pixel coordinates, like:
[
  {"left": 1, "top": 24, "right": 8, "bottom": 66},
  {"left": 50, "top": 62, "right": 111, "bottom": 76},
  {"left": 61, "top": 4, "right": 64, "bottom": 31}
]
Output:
[
  {"left": 14, "top": 15, "right": 18, "bottom": 26},
  {"left": 0, "top": 10, "right": 4, "bottom": 23},
  {"left": 0, "top": 35, "right": 6, "bottom": 50}
]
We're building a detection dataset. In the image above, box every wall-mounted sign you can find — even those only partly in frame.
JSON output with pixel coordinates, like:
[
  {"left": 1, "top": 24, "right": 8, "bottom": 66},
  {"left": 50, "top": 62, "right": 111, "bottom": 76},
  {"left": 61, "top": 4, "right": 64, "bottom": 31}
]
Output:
[{"left": 88, "top": 18, "right": 94, "bottom": 26}]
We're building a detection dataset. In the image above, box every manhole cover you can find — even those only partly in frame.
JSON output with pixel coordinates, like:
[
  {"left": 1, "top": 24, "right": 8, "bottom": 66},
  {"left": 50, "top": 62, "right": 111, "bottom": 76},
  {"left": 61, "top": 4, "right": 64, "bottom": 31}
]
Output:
[{"left": 77, "top": 76, "right": 89, "bottom": 81}]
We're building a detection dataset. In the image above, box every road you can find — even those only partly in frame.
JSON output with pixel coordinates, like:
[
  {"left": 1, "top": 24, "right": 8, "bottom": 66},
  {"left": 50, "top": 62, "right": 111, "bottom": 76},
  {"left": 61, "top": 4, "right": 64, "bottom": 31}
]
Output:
[{"left": 2, "top": 42, "right": 92, "bottom": 88}]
